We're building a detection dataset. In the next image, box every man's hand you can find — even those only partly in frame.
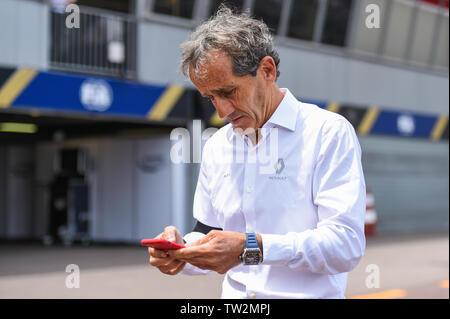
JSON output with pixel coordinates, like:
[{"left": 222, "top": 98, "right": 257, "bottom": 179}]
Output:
[
  {"left": 168, "top": 230, "right": 248, "bottom": 274},
  {"left": 148, "top": 226, "right": 186, "bottom": 275}
]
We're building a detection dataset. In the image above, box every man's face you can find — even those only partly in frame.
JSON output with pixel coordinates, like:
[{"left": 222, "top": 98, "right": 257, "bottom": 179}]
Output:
[{"left": 189, "top": 50, "right": 270, "bottom": 132}]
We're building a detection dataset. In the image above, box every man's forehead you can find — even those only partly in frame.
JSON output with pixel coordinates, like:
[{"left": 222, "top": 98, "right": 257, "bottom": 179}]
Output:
[
  {"left": 189, "top": 55, "right": 236, "bottom": 94},
  {"left": 190, "top": 50, "right": 231, "bottom": 77}
]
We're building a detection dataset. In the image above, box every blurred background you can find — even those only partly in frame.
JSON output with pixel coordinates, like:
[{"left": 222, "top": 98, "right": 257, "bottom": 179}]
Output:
[{"left": 0, "top": 0, "right": 448, "bottom": 299}]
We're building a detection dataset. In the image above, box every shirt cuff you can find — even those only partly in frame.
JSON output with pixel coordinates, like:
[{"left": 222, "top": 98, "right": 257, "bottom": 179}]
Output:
[
  {"left": 180, "top": 262, "right": 212, "bottom": 275},
  {"left": 179, "top": 231, "right": 212, "bottom": 276},
  {"left": 260, "top": 233, "right": 295, "bottom": 266},
  {"left": 183, "top": 231, "right": 206, "bottom": 245}
]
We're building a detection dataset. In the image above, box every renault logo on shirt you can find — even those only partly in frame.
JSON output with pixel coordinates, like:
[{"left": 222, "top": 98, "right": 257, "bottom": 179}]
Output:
[
  {"left": 275, "top": 158, "right": 285, "bottom": 174},
  {"left": 269, "top": 158, "right": 287, "bottom": 180}
]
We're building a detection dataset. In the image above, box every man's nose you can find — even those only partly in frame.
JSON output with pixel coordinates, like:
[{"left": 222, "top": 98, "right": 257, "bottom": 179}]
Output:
[{"left": 214, "top": 97, "right": 235, "bottom": 119}]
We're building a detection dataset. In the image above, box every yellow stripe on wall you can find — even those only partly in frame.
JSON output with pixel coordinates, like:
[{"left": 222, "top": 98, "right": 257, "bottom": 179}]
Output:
[
  {"left": 0, "top": 68, "right": 38, "bottom": 108},
  {"left": 210, "top": 110, "right": 226, "bottom": 127},
  {"left": 147, "top": 85, "right": 184, "bottom": 121},
  {"left": 430, "top": 115, "right": 448, "bottom": 141},
  {"left": 326, "top": 102, "right": 340, "bottom": 113},
  {"left": 358, "top": 107, "right": 380, "bottom": 135}
]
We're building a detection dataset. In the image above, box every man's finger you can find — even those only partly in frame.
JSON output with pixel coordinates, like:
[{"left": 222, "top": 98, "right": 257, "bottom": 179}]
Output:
[
  {"left": 159, "top": 259, "right": 185, "bottom": 274},
  {"left": 162, "top": 260, "right": 186, "bottom": 275},
  {"left": 150, "top": 256, "right": 170, "bottom": 267},
  {"left": 169, "top": 246, "right": 200, "bottom": 259},
  {"left": 148, "top": 247, "right": 169, "bottom": 258}
]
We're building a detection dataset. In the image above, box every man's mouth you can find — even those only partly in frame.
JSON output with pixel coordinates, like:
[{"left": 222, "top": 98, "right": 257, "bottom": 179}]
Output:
[{"left": 229, "top": 115, "right": 244, "bottom": 123}]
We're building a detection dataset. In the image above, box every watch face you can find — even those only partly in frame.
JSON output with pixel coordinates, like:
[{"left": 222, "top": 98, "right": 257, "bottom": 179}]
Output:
[{"left": 243, "top": 248, "right": 262, "bottom": 265}]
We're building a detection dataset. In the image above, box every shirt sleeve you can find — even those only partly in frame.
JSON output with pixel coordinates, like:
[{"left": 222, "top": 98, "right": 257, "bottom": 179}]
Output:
[
  {"left": 180, "top": 140, "right": 219, "bottom": 276},
  {"left": 191, "top": 140, "right": 222, "bottom": 228},
  {"left": 260, "top": 118, "right": 366, "bottom": 275},
  {"left": 180, "top": 231, "right": 213, "bottom": 275}
]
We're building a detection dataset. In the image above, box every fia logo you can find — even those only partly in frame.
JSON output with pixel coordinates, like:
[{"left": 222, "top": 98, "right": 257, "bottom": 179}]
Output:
[{"left": 80, "top": 79, "right": 113, "bottom": 112}]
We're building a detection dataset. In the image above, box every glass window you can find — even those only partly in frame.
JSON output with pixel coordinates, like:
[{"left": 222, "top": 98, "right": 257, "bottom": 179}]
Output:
[
  {"left": 287, "top": 0, "right": 319, "bottom": 41},
  {"left": 209, "top": 0, "right": 245, "bottom": 15},
  {"left": 153, "top": 0, "right": 196, "bottom": 19},
  {"left": 252, "top": 0, "right": 283, "bottom": 34},
  {"left": 75, "top": 0, "right": 132, "bottom": 13},
  {"left": 321, "top": 0, "right": 353, "bottom": 47}
]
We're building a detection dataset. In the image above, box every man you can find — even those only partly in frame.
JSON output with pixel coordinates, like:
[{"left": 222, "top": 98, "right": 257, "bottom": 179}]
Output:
[{"left": 148, "top": 7, "right": 366, "bottom": 299}]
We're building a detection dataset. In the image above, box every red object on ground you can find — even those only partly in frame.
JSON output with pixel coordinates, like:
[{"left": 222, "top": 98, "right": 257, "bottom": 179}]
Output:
[{"left": 365, "top": 187, "right": 378, "bottom": 238}]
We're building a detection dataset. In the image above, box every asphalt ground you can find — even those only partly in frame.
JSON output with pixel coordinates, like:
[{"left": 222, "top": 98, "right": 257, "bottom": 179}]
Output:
[{"left": 0, "top": 232, "right": 448, "bottom": 299}]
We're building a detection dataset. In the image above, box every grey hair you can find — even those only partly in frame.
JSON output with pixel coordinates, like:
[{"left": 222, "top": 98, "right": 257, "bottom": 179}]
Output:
[{"left": 180, "top": 6, "right": 280, "bottom": 80}]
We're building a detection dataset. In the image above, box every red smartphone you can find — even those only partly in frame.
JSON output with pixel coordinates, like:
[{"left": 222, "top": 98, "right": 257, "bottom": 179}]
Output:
[{"left": 141, "top": 238, "right": 185, "bottom": 250}]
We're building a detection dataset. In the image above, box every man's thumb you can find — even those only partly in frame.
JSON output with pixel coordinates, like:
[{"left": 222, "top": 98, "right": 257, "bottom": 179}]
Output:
[{"left": 164, "top": 226, "right": 178, "bottom": 242}]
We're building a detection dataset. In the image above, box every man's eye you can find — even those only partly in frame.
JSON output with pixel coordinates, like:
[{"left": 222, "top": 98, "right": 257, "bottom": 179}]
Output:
[{"left": 224, "top": 89, "right": 235, "bottom": 96}]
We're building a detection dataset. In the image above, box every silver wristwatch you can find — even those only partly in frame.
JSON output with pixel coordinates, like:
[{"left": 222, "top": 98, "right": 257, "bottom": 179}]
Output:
[{"left": 239, "top": 233, "right": 263, "bottom": 265}]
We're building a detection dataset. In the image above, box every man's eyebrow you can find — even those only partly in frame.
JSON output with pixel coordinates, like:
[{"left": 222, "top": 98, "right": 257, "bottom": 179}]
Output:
[
  {"left": 200, "top": 86, "right": 236, "bottom": 98},
  {"left": 212, "top": 86, "right": 236, "bottom": 94}
]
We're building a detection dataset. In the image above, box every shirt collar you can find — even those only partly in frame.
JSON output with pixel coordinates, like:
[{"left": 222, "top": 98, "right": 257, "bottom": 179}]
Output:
[{"left": 266, "top": 88, "right": 299, "bottom": 132}]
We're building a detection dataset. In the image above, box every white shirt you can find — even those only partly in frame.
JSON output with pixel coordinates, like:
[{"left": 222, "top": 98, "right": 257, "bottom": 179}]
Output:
[{"left": 181, "top": 88, "right": 366, "bottom": 299}]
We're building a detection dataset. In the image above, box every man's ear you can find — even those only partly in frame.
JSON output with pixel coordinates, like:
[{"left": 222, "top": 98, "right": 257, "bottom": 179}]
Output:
[{"left": 258, "top": 56, "right": 277, "bottom": 82}]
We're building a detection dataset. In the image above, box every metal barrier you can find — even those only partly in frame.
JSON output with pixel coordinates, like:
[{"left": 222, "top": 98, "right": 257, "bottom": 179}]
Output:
[{"left": 50, "top": 6, "right": 137, "bottom": 79}]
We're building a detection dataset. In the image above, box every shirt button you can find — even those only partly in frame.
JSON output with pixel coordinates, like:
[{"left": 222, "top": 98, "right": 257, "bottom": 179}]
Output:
[
  {"left": 249, "top": 149, "right": 256, "bottom": 156},
  {"left": 249, "top": 293, "right": 256, "bottom": 299},
  {"left": 251, "top": 266, "right": 258, "bottom": 272},
  {"left": 248, "top": 227, "right": 254, "bottom": 232},
  {"left": 246, "top": 187, "right": 253, "bottom": 193}
]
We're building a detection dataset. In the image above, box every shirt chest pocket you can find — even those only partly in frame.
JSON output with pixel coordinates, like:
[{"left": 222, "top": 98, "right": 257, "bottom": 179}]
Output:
[
  {"left": 209, "top": 165, "right": 245, "bottom": 225},
  {"left": 259, "top": 157, "right": 312, "bottom": 215}
]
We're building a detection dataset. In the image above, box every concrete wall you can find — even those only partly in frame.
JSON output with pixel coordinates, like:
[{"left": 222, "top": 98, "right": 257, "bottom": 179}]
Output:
[
  {"left": 0, "top": 1, "right": 446, "bottom": 115},
  {"left": 276, "top": 46, "right": 449, "bottom": 114},
  {"left": 0, "top": 145, "right": 34, "bottom": 239},
  {"left": 0, "top": 0, "right": 48, "bottom": 69},
  {"left": 360, "top": 136, "right": 449, "bottom": 235},
  {"left": 137, "top": 21, "right": 449, "bottom": 114}
]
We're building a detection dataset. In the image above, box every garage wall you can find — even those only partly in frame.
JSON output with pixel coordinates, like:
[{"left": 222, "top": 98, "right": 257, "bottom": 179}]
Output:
[
  {"left": 0, "top": 0, "right": 48, "bottom": 69},
  {"left": 360, "top": 136, "right": 449, "bottom": 235},
  {"left": 0, "top": 146, "right": 34, "bottom": 239},
  {"left": 33, "top": 135, "right": 182, "bottom": 243},
  {"left": 0, "top": 146, "right": 7, "bottom": 237}
]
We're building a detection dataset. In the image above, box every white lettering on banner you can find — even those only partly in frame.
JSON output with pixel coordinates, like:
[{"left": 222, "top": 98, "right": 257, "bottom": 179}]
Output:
[{"left": 169, "top": 121, "right": 279, "bottom": 171}]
